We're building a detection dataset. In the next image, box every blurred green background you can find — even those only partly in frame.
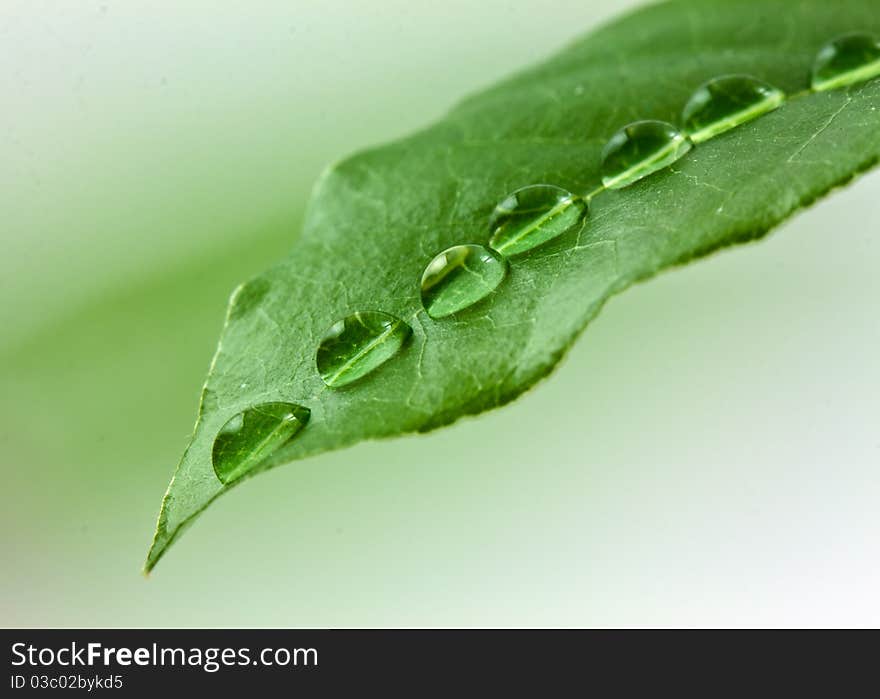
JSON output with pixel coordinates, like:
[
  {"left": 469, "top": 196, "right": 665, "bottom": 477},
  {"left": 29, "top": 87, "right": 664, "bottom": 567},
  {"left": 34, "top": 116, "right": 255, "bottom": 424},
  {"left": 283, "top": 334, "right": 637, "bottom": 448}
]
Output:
[{"left": 2, "top": 0, "right": 878, "bottom": 627}]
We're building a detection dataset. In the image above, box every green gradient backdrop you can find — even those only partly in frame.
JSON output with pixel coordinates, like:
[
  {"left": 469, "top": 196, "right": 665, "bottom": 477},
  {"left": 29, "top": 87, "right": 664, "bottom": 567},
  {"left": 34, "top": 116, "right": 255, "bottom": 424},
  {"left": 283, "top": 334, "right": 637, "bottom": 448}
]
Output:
[{"left": 2, "top": 0, "right": 878, "bottom": 627}]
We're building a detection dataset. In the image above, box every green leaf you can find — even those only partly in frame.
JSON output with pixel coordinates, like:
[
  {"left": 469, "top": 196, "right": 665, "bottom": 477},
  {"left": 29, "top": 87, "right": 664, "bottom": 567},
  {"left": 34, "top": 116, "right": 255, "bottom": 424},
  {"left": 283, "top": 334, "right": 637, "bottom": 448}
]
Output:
[{"left": 146, "top": 0, "right": 880, "bottom": 570}]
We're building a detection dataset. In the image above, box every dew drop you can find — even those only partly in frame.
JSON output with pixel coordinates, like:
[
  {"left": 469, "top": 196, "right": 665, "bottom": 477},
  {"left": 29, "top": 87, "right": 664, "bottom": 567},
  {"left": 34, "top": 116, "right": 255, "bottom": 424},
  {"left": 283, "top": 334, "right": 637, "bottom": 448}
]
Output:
[
  {"left": 229, "top": 278, "right": 270, "bottom": 320},
  {"left": 681, "top": 74, "right": 785, "bottom": 143},
  {"left": 601, "top": 120, "right": 692, "bottom": 189},
  {"left": 212, "top": 402, "right": 310, "bottom": 485},
  {"left": 488, "top": 185, "right": 587, "bottom": 256},
  {"left": 316, "top": 311, "right": 412, "bottom": 388},
  {"left": 420, "top": 244, "right": 508, "bottom": 318},
  {"left": 811, "top": 33, "right": 880, "bottom": 92}
]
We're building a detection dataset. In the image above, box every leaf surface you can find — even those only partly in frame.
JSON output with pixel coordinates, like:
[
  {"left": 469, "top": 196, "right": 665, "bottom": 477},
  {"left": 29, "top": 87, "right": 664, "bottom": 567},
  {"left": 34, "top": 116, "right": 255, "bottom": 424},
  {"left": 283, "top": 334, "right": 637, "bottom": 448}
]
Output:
[{"left": 147, "top": 0, "right": 880, "bottom": 570}]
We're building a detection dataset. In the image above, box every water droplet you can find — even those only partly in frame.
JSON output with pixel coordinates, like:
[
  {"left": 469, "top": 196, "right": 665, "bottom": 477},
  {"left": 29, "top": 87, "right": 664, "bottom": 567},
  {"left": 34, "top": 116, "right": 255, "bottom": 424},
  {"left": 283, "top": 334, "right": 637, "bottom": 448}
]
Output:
[
  {"left": 681, "top": 74, "right": 785, "bottom": 143},
  {"left": 420, "top": 244, "right": 508, "bottom": 318},
  {"left": 229, "top": 278, "right": 270, "bottom": 320},
  {"left": 488, "top": 185, "right": 587, "bottom": 256},
  {"left": 316, "top": 311, "right": 412, "bottom": 388},
  {"left": 601, "top": 120, "right": 692, "bottom": 190},
  {"left": 811, "top": 33, "right": 880, "bottom": 92},
  {"left": 212, "top": 402, "right": 310, "bottom": 484}
]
